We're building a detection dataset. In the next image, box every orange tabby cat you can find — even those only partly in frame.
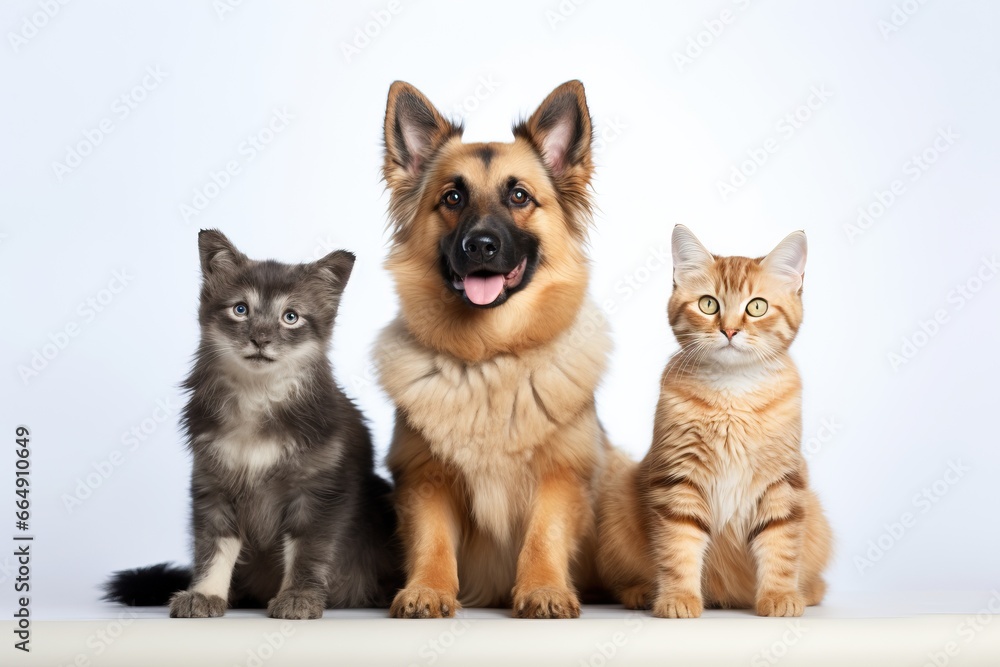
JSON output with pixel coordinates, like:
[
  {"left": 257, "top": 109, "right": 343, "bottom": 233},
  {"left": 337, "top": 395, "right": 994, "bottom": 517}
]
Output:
[{"left": 597, "top": 224, "right": 831, "bottom": 617}]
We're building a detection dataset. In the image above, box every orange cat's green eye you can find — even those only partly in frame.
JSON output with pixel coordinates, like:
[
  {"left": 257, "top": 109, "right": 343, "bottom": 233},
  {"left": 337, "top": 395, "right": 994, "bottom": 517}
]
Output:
[
  {"left": 698, "top": 296, "right": 719, "bottom": 315},
  {"left": 746, "top": 298, "right": 768, "bottom": 317}
]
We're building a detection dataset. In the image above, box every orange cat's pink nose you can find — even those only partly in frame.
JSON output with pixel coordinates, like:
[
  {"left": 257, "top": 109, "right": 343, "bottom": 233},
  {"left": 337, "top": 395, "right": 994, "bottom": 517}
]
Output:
[{"left": 722, "top": 328, "right": 739, "bottom": 341}]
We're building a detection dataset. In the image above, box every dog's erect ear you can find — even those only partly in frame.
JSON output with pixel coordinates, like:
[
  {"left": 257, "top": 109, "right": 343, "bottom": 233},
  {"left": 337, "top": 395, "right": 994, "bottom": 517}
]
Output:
[
  {"left": 198, "top": 229, "right": 247, "bottom": 277},
  {"left": 514, "top": 80, "right": 593, "bottom": 179},
  {"left": 383, "top": 81, "right": 462, "bottom": 180},
  {"left": 513, "top": 81, "right": 594, "bottom": 234},
  {"left": 312, "top": 249, "right": 356, "bottom": 296}
]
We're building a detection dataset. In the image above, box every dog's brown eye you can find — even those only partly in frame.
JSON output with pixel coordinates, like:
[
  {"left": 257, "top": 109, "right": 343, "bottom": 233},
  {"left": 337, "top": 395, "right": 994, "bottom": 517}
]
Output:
[
  {"left": 509, "top": 188, "right": 530, "bottom": 206},
  {"left": 442, "top": 190, "right": 463, "bottom": 208}
]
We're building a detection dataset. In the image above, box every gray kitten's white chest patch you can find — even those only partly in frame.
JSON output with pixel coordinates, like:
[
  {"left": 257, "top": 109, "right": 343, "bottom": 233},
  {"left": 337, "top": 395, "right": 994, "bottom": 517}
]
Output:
[
  {"left": 209, "top": 428, "right": 286, "bottom": 475},
  {"left": 207, "top": 399, "right": 289, "bottom": 476},
  {"left": 204, "top": 379, "right": 302, "bottom": 476}
]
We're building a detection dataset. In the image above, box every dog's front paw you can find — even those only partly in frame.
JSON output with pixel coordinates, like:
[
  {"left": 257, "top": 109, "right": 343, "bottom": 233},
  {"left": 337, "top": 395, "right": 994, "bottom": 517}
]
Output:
[
  {"left": 169, "top": 590, "right": 227, "bottom": 618},
  {"left": 652, "top": 591, "right": 703, "bottom": 618},
  {"left": 267, "top": 589, "right": 325, "bottom": 620},
  {"left": 390, "top": 586, "right": 459, "bottom": 618},
  {"left": 513, "top": 586, "right": 581, "bottom": 619},
  {"left": 755, "top": 591, "right": 804, "bottom": 617}
]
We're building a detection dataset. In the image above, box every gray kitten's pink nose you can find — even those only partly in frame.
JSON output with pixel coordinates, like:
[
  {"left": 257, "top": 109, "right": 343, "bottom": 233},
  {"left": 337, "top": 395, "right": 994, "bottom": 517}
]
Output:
[{"left": 251, "top": 337, "right": 270, "bottom": 348}]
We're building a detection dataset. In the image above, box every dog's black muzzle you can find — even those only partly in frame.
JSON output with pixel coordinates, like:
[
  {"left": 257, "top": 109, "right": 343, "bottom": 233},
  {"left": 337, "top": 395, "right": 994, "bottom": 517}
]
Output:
[{"left": 439, "top": 214, "right": 539, "bottom": 308}]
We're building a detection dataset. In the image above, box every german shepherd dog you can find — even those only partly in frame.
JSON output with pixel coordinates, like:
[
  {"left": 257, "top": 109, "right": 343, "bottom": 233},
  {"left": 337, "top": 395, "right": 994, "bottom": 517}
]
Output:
[{"left": 375, "top": 80, "right": 617, "bottom": 618}]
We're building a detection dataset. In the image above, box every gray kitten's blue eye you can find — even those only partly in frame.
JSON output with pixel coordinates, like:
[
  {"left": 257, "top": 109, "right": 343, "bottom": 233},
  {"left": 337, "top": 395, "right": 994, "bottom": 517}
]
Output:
[
  {"left": 282, "top": 311, "right": 298, "bottom": 324},
  {"left": 233, "top": 303, "right": 248, "bottom": 316}
]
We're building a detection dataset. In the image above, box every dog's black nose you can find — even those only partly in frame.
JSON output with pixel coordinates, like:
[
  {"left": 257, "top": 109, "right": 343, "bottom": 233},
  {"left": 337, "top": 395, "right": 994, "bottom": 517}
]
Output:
[{"left": 462, "top": 233, "right": 501, "bottom": 263}]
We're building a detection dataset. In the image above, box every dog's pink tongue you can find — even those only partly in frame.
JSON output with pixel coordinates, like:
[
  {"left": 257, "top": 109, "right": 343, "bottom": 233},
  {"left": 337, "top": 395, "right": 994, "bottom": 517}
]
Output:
[{"left": 463, "top": 274, "right": 504, "bottom": 305}]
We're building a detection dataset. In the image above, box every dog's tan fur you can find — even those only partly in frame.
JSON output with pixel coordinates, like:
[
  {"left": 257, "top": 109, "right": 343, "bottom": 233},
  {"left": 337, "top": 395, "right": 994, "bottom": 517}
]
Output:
[{"left": 376, "top": 80, "right": 614, "bottom": 618}]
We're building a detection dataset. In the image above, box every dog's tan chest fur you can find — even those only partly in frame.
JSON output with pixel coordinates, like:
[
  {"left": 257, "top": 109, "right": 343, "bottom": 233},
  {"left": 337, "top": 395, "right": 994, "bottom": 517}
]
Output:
[{"left": 378, "top": 302, "right": 610, "bottom": 546}]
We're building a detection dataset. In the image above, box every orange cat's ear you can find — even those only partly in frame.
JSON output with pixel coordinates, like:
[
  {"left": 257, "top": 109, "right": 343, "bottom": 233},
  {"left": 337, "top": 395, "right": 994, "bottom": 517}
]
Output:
[
  {"left": 762, "top": 230, "right": 808, "bottom": 292},
  {"left": 671, "top": 225, "right": 714, "bottom": 285}
]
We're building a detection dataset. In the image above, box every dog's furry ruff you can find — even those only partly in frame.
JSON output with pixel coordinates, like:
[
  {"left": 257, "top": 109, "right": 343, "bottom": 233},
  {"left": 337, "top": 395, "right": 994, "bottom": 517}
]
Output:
[{"left": 378, "top": 302, "right": 612, "bottom": 608}]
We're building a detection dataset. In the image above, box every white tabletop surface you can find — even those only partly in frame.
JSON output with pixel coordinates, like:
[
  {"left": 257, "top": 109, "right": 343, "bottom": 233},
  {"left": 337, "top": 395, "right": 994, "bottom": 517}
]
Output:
[{"left": 5, "top": 591, "right": 1000, "bottom": 666}]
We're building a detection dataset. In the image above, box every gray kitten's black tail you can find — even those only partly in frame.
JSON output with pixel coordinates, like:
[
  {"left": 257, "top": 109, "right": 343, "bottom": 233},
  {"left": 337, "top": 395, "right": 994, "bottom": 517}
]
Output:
[{"left": 103, "top": 563, "right": 191, "bottom": 606}]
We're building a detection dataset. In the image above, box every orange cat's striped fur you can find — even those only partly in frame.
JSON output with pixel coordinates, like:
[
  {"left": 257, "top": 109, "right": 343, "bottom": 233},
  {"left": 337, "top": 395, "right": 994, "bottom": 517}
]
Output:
[{"left": 597, "top": 225, "right": 832, "bottom": 617}]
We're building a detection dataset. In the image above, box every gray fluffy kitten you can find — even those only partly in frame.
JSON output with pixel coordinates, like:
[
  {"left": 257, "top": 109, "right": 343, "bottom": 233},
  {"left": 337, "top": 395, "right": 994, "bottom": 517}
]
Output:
[{"left": 105, "top": 230, "right": 400, "bottom": 618}]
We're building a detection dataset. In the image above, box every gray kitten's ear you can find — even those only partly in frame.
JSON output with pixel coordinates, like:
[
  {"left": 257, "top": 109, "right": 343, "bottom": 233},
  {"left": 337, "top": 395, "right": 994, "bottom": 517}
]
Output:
[
  {"left": 761, "top": 230, "right": 807, "bottom": 292},
  {"left": 671, "top": 224, "right": 714, "bottom": 285},
  {"left": 198, "top": 229, "right": 247, "bottom": 277},
  {"left": 313, "top": 249, "right": 356, "bottom": 294}
]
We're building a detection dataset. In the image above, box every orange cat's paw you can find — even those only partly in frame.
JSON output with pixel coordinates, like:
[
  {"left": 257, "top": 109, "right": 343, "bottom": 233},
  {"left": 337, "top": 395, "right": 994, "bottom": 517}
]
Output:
[
  {"left": 755, "top": 591, "right": 804, "bottom": 617},
  {"left": 652, "top": 591, "right": 703, "bottom": 619},
  {"left": 620, "top": 585, "right": 650, "bottom": 610},
  {"left": 803, "top": 577, "right": 827, "bottom": 606}
]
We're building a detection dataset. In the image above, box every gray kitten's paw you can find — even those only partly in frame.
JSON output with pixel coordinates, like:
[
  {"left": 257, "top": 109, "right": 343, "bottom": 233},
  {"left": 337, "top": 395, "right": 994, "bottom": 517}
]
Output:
[
  {"left": 169, "top": 590, "right": 227, "bottom": 618},
  {"left": 267, "top": 589, "right": 325, "bottom": 620}
]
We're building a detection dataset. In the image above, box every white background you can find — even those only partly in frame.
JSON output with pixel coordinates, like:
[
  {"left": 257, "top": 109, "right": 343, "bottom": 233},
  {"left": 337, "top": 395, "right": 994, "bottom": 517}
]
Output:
[{"left": 1, "top": 0, "right": 998, "bottom": 619}]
